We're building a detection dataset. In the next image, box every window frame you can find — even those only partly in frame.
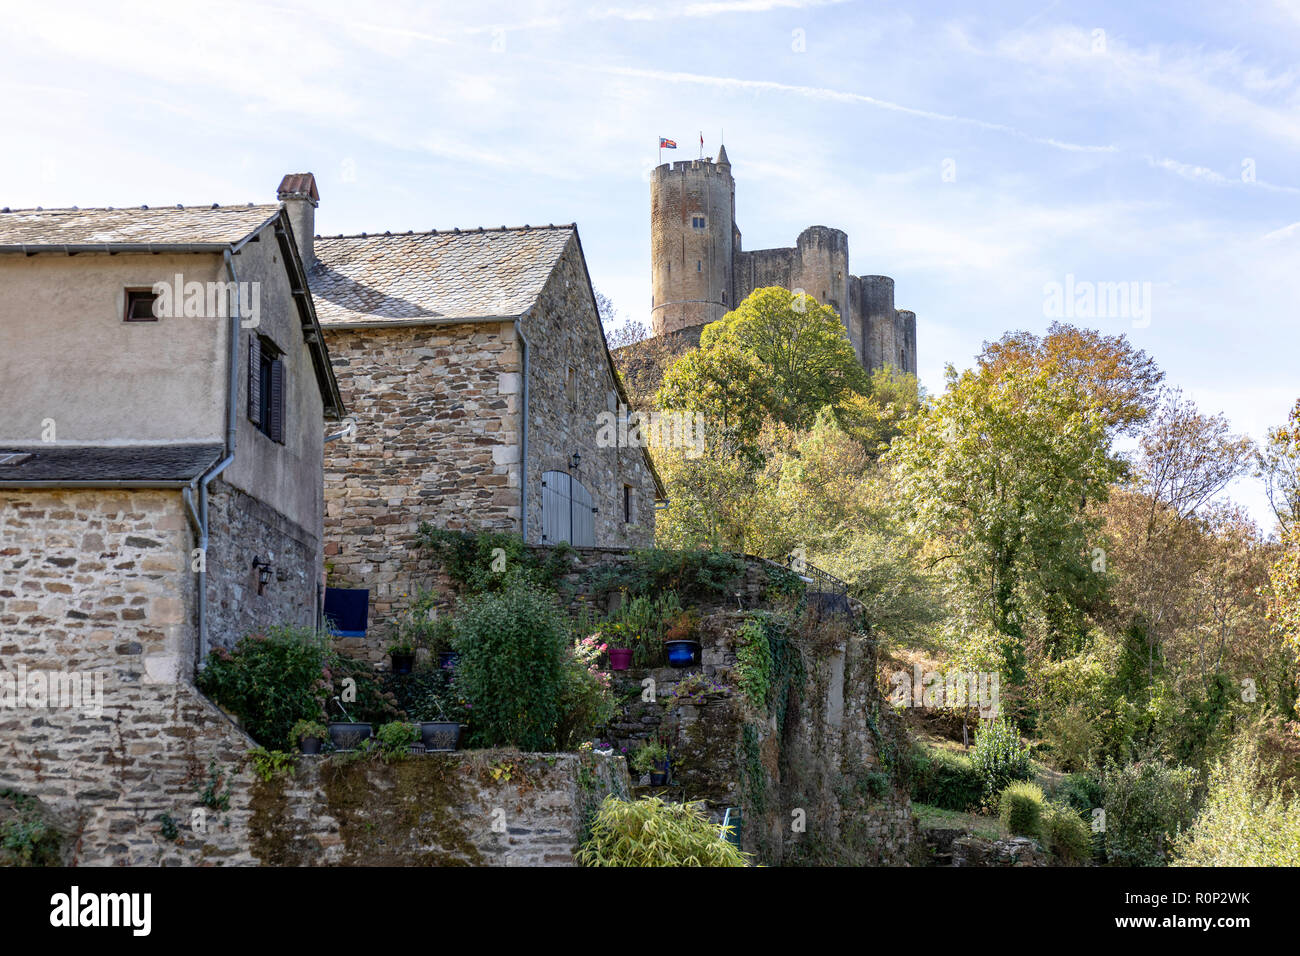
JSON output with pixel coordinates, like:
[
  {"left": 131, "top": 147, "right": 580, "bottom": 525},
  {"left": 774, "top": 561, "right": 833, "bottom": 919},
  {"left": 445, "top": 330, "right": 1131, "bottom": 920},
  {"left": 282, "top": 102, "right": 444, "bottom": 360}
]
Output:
[{"left": 123, "top": 287, "right": 160, "bottom": 323}]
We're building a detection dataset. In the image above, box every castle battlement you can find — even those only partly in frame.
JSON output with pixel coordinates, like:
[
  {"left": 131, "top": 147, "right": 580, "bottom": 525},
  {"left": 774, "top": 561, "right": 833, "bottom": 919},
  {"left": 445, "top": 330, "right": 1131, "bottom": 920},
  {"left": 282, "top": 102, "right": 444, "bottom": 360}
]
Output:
[
  {"left": 649, "top": 147, "right": 916, "bottom": 376},
  {"left": 652, "top": 159, "right": 732, "bottom": 178}
]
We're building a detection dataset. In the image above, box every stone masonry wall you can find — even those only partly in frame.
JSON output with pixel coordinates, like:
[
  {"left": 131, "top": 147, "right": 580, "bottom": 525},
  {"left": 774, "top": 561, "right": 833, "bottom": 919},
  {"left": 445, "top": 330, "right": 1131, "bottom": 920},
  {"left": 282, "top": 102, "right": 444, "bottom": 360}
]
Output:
[
  {"left": 205, "top": 479, "right": 320, "bottom": 650},
  {"left": 523, "top": 233, "right": 658, "bottom": 551},
  {"left": 248, "top": 751, "right": 629, "bottom": 866},
  {"left": 321, "top": 321, "right": 522, "bottom": 630},
  {"left": 0, "top": 488, "right": 266, "bottom": 864}
]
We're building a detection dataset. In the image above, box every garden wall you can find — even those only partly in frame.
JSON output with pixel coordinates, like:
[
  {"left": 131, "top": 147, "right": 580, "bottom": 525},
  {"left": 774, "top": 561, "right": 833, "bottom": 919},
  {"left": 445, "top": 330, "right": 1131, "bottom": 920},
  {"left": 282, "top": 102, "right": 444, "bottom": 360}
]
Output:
[
  {"left": 610, "top": 607, "right": 918, "bottom": 866},
  {"left": 248, "top": 751, "right": 629, "bottom": 866}
]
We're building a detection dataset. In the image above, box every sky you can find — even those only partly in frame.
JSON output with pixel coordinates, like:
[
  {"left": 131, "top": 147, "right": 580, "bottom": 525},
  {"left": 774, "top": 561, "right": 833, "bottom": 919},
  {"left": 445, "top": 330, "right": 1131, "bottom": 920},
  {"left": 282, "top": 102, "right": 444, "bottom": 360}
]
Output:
[{"left": 2, "top": 0, "right": 1296, "bottom": 529}]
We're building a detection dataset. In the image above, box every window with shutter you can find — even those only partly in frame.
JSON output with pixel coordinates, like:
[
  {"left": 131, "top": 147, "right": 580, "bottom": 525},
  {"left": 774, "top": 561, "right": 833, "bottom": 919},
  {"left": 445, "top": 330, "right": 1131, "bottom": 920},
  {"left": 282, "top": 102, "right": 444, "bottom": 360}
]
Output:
[
  {"left": 269, "top": 358, "right": 285, "bottom": 444},
  {"left": 248, "top": 334, "right": 262, "bottom": 427}
]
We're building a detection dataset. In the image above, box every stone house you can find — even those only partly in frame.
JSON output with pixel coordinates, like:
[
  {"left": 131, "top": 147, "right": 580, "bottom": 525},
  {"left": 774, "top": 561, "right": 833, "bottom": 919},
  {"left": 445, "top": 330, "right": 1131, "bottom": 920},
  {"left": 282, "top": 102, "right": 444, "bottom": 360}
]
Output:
[
  {"left": 302, "top": 192, "right": 665, "bottom": 635},
  {"left": 0, "top": 183, "right": 345, "bottom": 861},
  {"left": 0, "top": 191, "right": 344, "bottom": 668}
]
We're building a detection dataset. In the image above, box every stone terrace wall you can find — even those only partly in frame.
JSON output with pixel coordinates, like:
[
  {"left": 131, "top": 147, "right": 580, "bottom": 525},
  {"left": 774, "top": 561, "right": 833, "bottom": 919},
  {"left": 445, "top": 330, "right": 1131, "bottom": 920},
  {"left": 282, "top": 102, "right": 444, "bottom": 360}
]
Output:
[
  {"left": 248, "top": 751, "right": 629, "bottom": 866},
  {"left": 607, "top": 605, "right": 918, "bottom": 865}
]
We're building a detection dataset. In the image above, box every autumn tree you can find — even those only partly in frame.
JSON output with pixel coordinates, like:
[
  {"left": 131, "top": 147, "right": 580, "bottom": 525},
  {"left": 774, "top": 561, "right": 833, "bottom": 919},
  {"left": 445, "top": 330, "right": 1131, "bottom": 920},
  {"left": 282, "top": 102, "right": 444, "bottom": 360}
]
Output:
[{"left": 978, "top": 322, "right": 1163, "bottom": 435}]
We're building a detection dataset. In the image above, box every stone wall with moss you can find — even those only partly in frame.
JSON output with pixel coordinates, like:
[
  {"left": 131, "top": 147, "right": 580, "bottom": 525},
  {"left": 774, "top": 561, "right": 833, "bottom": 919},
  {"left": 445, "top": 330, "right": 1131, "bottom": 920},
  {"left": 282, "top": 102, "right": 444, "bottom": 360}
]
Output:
[
  {"left": 610, "top": 607, "right": 919, "bottom": 866},
  {"left": 248, "top": 751, "right": 629, "bottom": 866}
]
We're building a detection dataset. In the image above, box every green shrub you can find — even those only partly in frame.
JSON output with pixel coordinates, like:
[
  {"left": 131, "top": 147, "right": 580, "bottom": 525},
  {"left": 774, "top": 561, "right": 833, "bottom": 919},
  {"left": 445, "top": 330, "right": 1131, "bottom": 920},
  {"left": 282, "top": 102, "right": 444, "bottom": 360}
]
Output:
[
  {"left": 972, "top": 718, "right": 1033, "bottom": 804},
  {"left": 453, "top": 580, "right": 569, "bottom": 750},
  {"left": 1100, "top": 758, "right": 1198, "bottom": 866},
  {"left": 197, "top": 625, "right": 331, "bottom": 748},
  {"left": 385, "top": 667, "right": 465, "bottom": 724},
  {"left": 1056, "top": 772, "right": 1104, "bottom": 816},
  {"left": 909, "top": 744, "right": 984, "bottom": 812},
  {"left": 1044, "top": 803, "right": 1093, "bottom": 864},
  {"left": 416, "top": 526, "right": 572, "bottom": 595},
  {"left": 587, "top": 547, "right": 745, "bottom": 601},
  {"left": 326, "top": 655, "right": 403, "bottom": 725},
  {"left": 555, "top": 636, "right": 616, "bottom": 750},
  {"left": 375, "top": 721, "right": 419, "bottom": 759},
  {"left": 577, "top": 796, "right": 750, "bottom": 867},
  {"left": 1174, "top": 735, "right": 1300, "bottom": 866},
  {"left": 0, "top": 790, "right": 61, "bottom": 866},
  {"left": 999, "top": 781, "right": 1045, "bottom": 838}
]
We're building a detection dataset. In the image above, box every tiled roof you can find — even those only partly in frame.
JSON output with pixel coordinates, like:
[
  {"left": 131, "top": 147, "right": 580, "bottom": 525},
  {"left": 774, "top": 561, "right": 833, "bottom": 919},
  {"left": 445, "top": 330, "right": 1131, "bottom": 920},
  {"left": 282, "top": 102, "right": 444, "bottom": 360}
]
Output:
[
  {"left": 0, "top": 443, "right": 224, "bottom": 485},
  {"left": 0, "top": 204, "right": 280, "bottom": 247},
  {"left": 309, "top": 225, "right": 575, "bottom": 327}
]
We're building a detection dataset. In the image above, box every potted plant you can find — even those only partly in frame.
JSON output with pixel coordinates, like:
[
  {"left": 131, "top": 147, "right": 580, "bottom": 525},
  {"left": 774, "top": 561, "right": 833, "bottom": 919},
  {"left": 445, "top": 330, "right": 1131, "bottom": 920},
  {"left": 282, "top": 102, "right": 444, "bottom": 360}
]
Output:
[
  {"left": 291, "top": 719, "right": 328, "bottom": 755},
  {"left": 631, "top": 740, "right": 670, "bottom": 786},
  {"left": 327, "top": 698, "right": 373, "bottom": 750},
  {"left": 376, "top": 720, "right": 421, "bottom": 758},
  {"left": 388, "top": 640, "right": 416, "bottom": 675},
  {"left": 415, "top": 697, "right": 462, "bottom": 752},
  {"left": 602, "top": 620, "right": 634, "bottom": 671},
  {"left": 663, "top": 608, "right": 701, "bottom": 668}
]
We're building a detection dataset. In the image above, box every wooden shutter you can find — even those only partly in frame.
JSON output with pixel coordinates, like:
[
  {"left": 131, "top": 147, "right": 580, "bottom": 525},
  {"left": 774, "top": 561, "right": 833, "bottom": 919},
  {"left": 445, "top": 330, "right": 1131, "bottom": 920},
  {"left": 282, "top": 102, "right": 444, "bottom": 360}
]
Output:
[
  {"left": 269, "top": 358, "right": 285, "bottom": 443},
  {"left": 570, "top": 478, "right": 595, "bottom": 547},
  {"left": 248, "top": 334, "right": 262, "bottom": 426},
  {"left": 541, "top": 471, "right": 569, "bottom": 544}
]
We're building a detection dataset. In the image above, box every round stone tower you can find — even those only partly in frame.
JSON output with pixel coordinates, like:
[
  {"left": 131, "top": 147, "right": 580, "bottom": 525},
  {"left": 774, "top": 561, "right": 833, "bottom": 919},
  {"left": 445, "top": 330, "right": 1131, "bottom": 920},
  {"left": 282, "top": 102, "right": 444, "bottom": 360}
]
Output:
[
  {"left": 793, "top": 225, "right": 851, "bottom": 326},
  {"left": 650, "top": 146, "right": 735, "bottom": 336},
  {"left": 860, "top": 275, "right": 896, "bottom": 373}
]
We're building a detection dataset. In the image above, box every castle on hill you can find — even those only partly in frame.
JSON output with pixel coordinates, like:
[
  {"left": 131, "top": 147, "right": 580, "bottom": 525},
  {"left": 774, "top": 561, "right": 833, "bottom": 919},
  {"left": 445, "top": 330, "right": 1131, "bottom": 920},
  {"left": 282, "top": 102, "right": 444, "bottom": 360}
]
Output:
[{"left": 650, "top": 144, "right": 918, "bottom": 376}]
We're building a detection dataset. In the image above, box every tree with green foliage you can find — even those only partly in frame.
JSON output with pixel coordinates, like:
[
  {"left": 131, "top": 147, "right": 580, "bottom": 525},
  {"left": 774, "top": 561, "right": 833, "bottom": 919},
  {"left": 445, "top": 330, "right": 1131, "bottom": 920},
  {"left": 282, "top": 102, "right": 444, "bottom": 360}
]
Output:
[
  {"left": 889, "top": 360, "right": 1122, "bottom": 681},
  {"left": 657, "top": 286, "right": 869, "bottom": 433}
]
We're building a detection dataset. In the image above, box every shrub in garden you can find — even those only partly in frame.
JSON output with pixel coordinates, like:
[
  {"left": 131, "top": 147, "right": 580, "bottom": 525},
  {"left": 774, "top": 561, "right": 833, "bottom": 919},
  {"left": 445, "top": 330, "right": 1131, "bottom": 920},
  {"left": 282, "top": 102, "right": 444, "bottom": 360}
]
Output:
[
  {"left": 577, "top": 796, "right": 749, "bottom": 867},
  {"left": 971, "top": 717, "right": 1033, "bottom": 804},
  {"left": 1173, "top": 735, "right": 1300, "bottom": 866},
  {"left": 197, "top": 625, "right": 331, "bottom": 748},
  {"left": 452, "top": 579, "right": 569, "bottom": 750},
  {"left": 1100, "top": 758, "right": 1198, "bottom": 866},
  {"left": 555, "top": 636, "right": 616, "bottom": 750},
  {"left": 998, "top": 781, "right": 1045, "bottom": 838},
  {"left": 1055, "top": 772, "right": 1104, "bottom": 817},
  {"left": 1043, "top": 803, "right": 1093, "bottom": 864},
  {"left": 909, "top": 744, "right": 984, "bottom": 812}
]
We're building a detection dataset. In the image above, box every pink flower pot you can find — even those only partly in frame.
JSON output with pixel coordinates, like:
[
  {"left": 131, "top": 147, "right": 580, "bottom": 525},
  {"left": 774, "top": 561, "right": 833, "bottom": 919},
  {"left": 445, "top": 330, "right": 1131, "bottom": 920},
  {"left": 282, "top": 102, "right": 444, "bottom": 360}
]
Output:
[{"left": 608, "top": 647, "right": 634, "bottom": 671}]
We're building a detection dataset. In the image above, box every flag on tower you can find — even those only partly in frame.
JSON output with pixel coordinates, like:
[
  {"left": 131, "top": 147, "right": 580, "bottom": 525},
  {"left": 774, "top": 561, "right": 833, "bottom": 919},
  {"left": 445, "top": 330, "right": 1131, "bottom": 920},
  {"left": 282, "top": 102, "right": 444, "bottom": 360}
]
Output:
[{"left": 659, "top": 137, "right": 677, "bottom": 149}]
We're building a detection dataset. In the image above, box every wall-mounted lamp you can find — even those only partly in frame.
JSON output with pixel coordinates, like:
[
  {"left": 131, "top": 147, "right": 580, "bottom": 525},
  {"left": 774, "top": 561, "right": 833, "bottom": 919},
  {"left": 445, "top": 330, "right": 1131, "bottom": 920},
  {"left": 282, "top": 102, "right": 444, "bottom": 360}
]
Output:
[
  {"left": 569, "top": 451, "right": 581, "bottom": 470},
  {"left": 252, "top": 556, "right": 273, "bottom": 595}
]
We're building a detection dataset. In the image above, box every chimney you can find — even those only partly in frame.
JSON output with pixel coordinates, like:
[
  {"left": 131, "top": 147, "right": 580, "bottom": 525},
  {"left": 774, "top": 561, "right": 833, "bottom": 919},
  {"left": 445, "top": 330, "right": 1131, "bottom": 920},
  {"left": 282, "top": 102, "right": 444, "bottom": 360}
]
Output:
[{"left": 276, "top": 172, "right": 319, "bottom": 270}]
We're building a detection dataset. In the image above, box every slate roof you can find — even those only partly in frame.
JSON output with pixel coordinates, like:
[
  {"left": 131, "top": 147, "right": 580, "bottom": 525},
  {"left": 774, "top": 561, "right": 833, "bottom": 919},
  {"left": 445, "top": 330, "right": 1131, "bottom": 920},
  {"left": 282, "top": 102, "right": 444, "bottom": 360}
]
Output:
[
  {"left": 309, "top": 225, "right": 575, "bottom": 327},
  {"left": 0, "top": 204, "right": 280, "bottom": 247},
  {"left": 0, "top": 444, "right": 224, "bottom": 486}
]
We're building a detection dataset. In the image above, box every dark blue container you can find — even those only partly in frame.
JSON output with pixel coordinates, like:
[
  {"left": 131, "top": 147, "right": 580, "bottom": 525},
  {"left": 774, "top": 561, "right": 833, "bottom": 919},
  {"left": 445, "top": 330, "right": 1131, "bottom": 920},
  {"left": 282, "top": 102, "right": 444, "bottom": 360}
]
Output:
[{"left": 665, "top": 640, "right": 701, "bottom": 668}]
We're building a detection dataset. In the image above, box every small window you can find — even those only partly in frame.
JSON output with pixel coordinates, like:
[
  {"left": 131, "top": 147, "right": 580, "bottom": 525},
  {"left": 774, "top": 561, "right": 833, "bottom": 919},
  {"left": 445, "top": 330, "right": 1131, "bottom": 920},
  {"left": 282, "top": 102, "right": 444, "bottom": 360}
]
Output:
[
  {"left": 248, "top": 334, "right": 285, "bottom": 443},
  {"left": 565, "top": 365, "right": 577, "bottom": 401},
  {"left": 722, "top": 291, "right": 726, "bottom": 304},
  {"left": 623, "top": 484, "right": 635, "bottom": 524},
  {"left": 696, "top": 260, "right": 702, "bottom": 272},
  {"left": 124, "top": 288, "right": 159, "bottom": 322},
  {"left": 691, "top": 215, "right": 706, "bottom": 229}
]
